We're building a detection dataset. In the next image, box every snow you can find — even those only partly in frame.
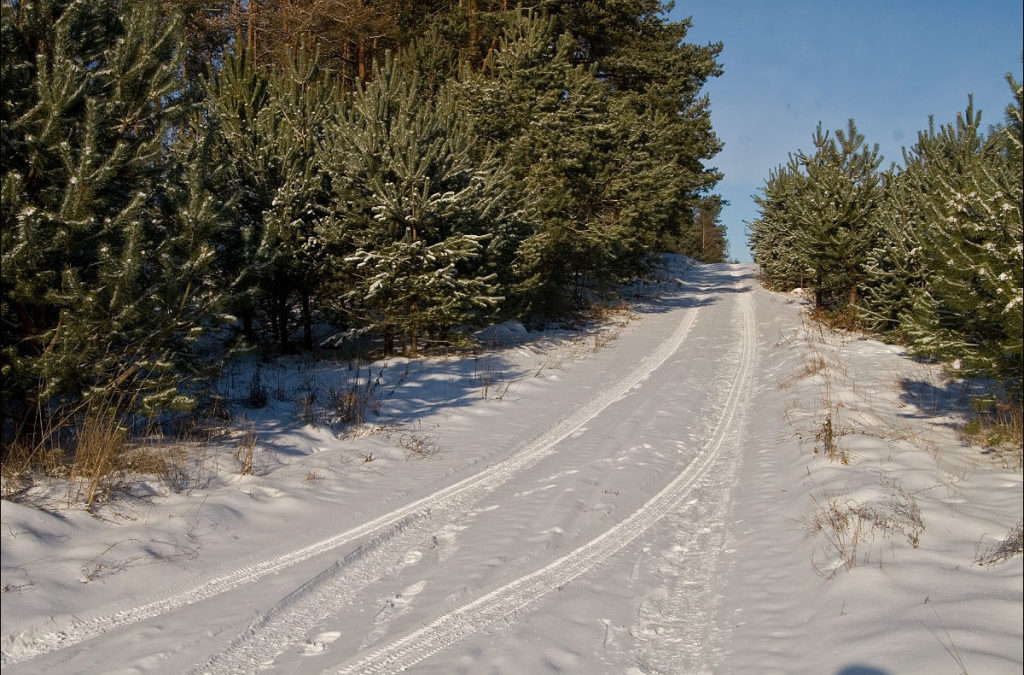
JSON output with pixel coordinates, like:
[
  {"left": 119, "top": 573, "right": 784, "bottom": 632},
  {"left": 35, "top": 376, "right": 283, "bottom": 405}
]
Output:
[{"left": 1, "top": 258, "right": 1020, "bottom": 674}]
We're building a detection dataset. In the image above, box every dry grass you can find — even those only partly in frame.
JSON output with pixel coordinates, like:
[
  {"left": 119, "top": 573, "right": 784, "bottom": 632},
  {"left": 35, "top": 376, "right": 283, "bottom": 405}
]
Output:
[
  {"left": 66, "top": 412, "right": 129, "bottom": 508},
  {"left": 808, "top": 476, "right": 924, "bottom": 578},
  {"left": 398, "top": 431, "right": 440, "bottom": 459},
  {"left": 799, "top": 353, "right": 828, "bottom": 380},
  {"left": 975, "top": 519, "right": 1024, "bottom": 566},
  {"left": 808, "top": 305, "right": 863, "bottom": 333},
  {"left": 1, "top": 440, "right": 65, "bottom": 497},
  {"left": 327, "top": 364, "right": 383, "bottom": 429},
  {"left": 298, "top": 392, "right": 318, "bottom": 427},
  {"left": 960, "top": 403, "right": 1023, "bottom": 469},
  {"left": 589, "top": 298, "right": 637, "bottom": 327},
  {"left": 235, "top": 426, "right": 257, "bottom": 475},
  {"left": 2, "top": 406, "right": 216, "bottom": 509},
  {"left": 473, "top": 357, "right": 511, "bottom": 401},
  {"left": 813, "top": 408, "right": 849, "bottom": 465}
]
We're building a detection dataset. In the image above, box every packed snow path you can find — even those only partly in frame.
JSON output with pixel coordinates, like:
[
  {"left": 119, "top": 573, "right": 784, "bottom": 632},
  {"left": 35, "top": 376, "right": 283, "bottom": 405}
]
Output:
[{"left": 4, "top": 263, "right": 760, "bottom": 673}]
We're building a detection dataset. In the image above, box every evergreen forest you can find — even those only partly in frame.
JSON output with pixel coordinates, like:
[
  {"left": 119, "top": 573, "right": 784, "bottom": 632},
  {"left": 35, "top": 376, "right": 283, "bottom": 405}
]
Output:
[
  {"left": 748, "top": 82, "right": 1024, "bottom": 411},
  {"left": 1, "top": 1, "right": 728, "bottom": 452}
]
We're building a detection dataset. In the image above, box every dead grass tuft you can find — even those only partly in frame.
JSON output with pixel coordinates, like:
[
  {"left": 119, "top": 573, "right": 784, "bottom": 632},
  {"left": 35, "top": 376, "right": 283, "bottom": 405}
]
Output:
[
  {"left": 326, "top": 363, "right": 384, "bottom": 429},
  {"left": 235, "top": 426, "right": 257, "bottom": 475},
  {"left": 474, "top": 357, "right": 511, "bottom": 400},
  {"left": 975, "top": 520, "right": 1023, "bottom": 566},
  {"left": 399, "top": 431, "right": 440, "bottom": 459},
  {"left": 66, "top": 412, "right": 129, "bottom": 508},
  {"left": 960, "top": 402, "right": 1023, "bottom": 469},
  {"left": 809, "top": 305, "right": 863, "bottom": 333},
  {"left": 808, "top": 476, "right": 924, "bottom": 578}
]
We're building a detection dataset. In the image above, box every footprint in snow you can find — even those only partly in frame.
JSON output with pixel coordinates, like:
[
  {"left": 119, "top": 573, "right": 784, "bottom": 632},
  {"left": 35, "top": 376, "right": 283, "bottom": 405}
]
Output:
[
  {"left": 362, "top": 581, "right": 428, "bottom": 647},
  {"left": 301, "top": 631, "right": 341, "bottom": 655}
]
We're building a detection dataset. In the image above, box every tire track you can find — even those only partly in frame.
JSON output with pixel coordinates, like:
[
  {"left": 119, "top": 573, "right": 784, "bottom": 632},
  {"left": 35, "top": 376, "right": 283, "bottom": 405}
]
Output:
[
  {"left": 330, "top": 290, "right": 756, "bottom": 675},
  {"left": 2, "top": 282, "right": 701, "bottom": 668},
  {"left": 194, "top": 295, "right": 703, "bottom": 673}
]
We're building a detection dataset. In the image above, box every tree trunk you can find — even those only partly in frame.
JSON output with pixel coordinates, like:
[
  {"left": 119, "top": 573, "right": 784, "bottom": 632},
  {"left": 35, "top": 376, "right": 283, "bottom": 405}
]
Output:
[
  {"left": 276, "top": 273, "right": 289, "bottom": 353},
  {"left": 301, "top": 289, "right": 313, "bottom": 351},
  {"left": 242, "top": 307, "right": 255, "bottom": 344},
  {"left": 469, "top": 0, "right": 478, "bottom": 50},
  {"left": 247, "top": 0, "right": 257, "bottom": 64},
  {"left": 357, "top": 38, "right": 365, "bottom": 81},
  {"left": 343, "top": 41, "right": 351, "bottom": 88}
]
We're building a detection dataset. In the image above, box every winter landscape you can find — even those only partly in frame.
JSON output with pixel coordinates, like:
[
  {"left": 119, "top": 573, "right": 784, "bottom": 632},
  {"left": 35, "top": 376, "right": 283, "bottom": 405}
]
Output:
[
  {"left": 2, "top": 1, "right": 1022, "bottom": 674},
  {"left": 2, "top": 258, "right": 1021, "bottom": 673}
]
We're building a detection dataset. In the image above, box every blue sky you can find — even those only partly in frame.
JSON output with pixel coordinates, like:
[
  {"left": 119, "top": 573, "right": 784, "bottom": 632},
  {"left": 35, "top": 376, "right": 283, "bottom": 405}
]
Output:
[{"left": 670, "top": 0, "right": 1024, "bottom": 262}]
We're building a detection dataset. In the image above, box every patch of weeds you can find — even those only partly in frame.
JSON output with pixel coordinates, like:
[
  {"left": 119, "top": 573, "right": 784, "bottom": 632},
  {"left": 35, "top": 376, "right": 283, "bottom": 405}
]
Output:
[
  {"left": 245, "top": 367, "right": 269, "bottom": 409},
  {"left": 1, "top": 439, "right": 65, "bottom": 499},
  {"left": 79, "top": 540, "right": 144, "bottom": 584},
  {"left": 67, "top": 411, "right": 130, "bottom": 509},
  {"left": 474, "top": 357, "right": 510, "bottom": 401},
  {"left": 121, "top": 443, "right": 194, "bottom": 494},
  {"left": 592, "top": 328, "right": 618, "bottom": 352},
  {"left": 808, "top": 475, "right": 924, "bottom": 578},
  {"left": 960, "top": 399, "right": 1023, "bottom": 468},
  {"left": 399, "top": 430, "right": 440, "bottom": 460},
  {"left": 235, "top": 426, "right": 257, "bottom": 476},
  {"left": 809, "top": 305, "right": 863, "bottom": 332},
  {"left": 297, "top": 380, "right": 320, "bottom": 427},
  {"left": 975, "top": 519, "right": 1023, "bottom": 566},
  {"left": 327, "top": 363, "right": 383, "bottom": 430},
  {"left": 330, "top": 389, "right": 366, "bottom": 426},
  {"left": 799, "top": 353, "right": 827, "bottom": 379},
  {"left": 271, "top": 371, "right": 290, "bottom": 403},
  {"left": 3, "top": 423, "right": 211, "bottom": 507},
  {"left": 813, "top": 404, "right": 850, "bottom": 464}
]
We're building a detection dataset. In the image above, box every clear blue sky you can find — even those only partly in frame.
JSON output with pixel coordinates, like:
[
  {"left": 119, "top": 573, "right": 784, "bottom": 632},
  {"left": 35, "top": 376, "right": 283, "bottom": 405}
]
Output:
[{"left": 670, "top": 0, "right": 1024, "bottom": 262}]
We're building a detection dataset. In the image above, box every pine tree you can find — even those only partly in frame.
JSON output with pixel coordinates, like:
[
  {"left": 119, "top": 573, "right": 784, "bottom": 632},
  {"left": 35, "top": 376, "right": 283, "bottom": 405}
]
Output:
[
  {"left": 858, "top": 168, "right": 930, "bottom": 336},
  {"left": 789, "top": 120, "right": 883, "bottom": 308},
  {"left": 206, "top": 42, "right": 335, "bottom": 352},
  {"left": 261, "top": 45, "right": 335, "bottom": 352},
  {"left": 749, "top": 157, "right": 808, "bottom": 291},
  {"left": 538, "top": 0, "right": 725, "bottom": 252},
  {"left": 457, "top": 14, "right": 631, "bottom": 319},
  {"left": 690, "top": 196, "right": 729, "bottom": 263},
  {"left": 900, "top": 92, "right": 1023, "bottom": 398},
  {"left": 204, "top": 44, "right": 274, "bottom": 345},
  {"left": 318, "top": 50, "right": 513, "bottom": 354},
  {"left": 1, "top": 0, "right": 223, "bottom": 440}
]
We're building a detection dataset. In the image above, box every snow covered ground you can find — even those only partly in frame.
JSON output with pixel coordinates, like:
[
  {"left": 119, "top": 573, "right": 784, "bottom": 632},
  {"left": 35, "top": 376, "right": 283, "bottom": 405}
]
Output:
[{"left": 1, "top": 258, "right": 1020, "bottom": 674}]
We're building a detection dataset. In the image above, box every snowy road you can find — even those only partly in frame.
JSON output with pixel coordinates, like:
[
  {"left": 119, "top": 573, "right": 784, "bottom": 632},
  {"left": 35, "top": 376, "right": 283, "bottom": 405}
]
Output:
[
  {"left": 3, "top": 262, "right": 759, "bottom": 674},
  {"left": 4, "top": 260, "right": 1022, "bottom": 674}
]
